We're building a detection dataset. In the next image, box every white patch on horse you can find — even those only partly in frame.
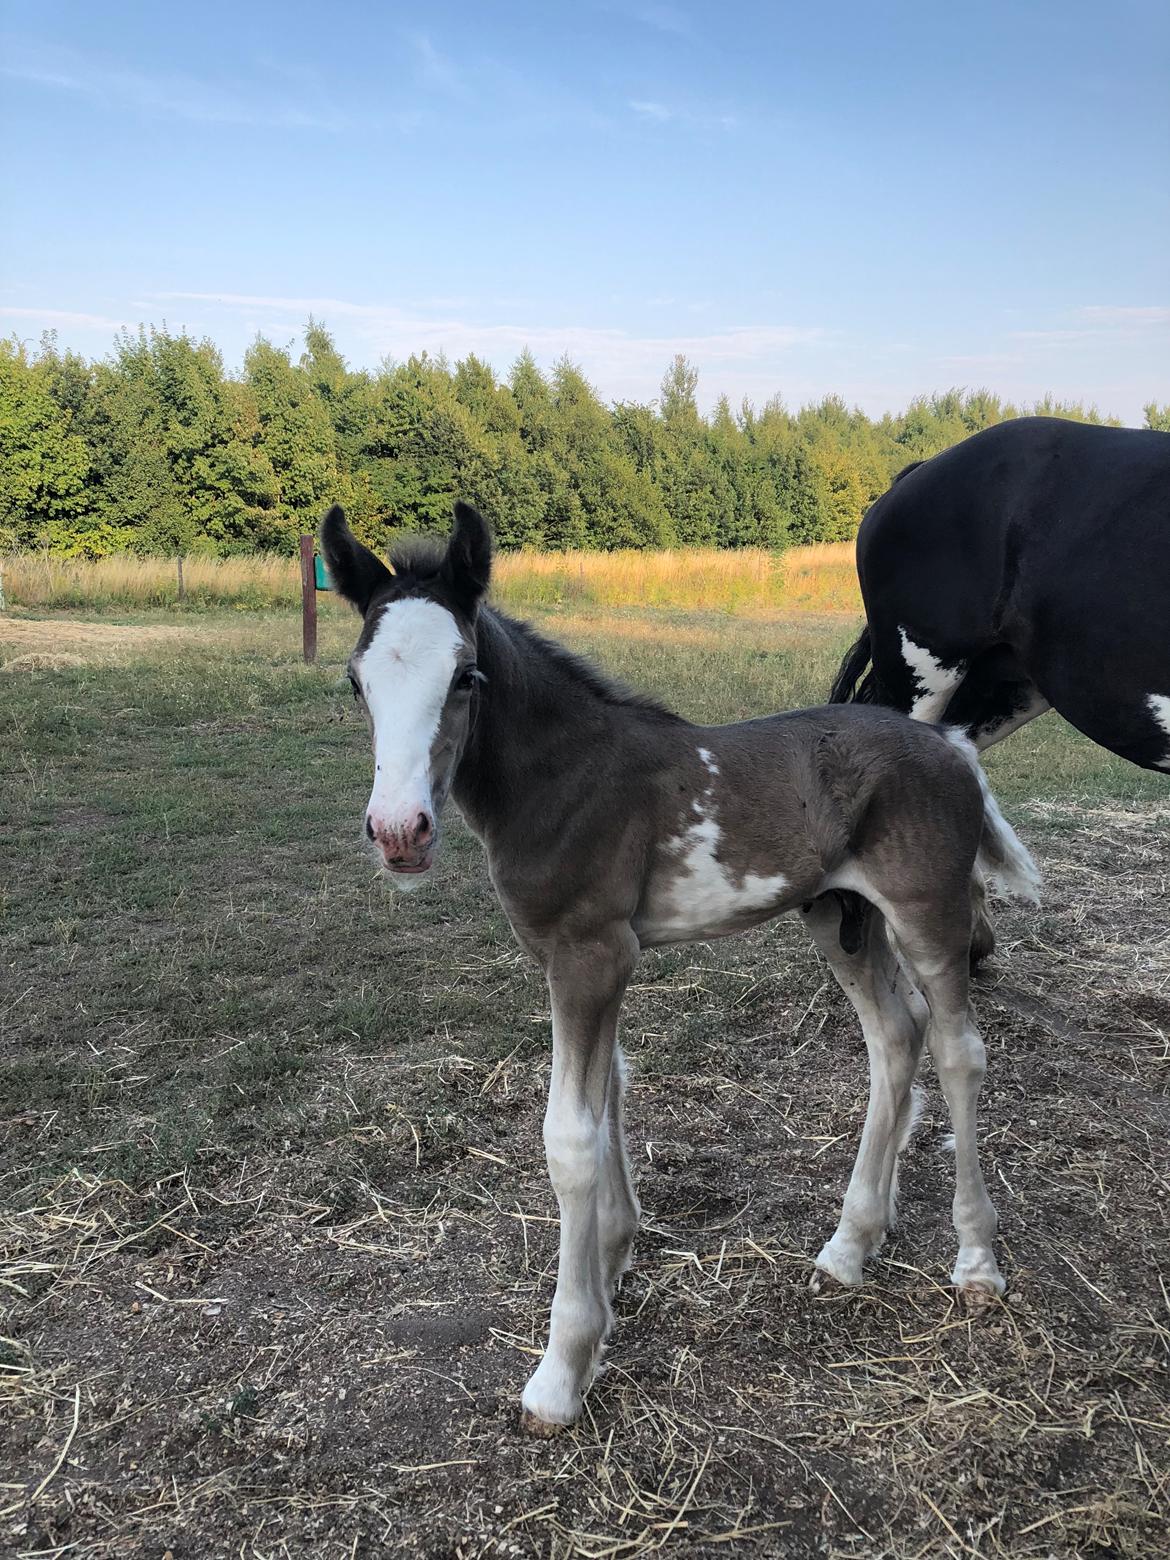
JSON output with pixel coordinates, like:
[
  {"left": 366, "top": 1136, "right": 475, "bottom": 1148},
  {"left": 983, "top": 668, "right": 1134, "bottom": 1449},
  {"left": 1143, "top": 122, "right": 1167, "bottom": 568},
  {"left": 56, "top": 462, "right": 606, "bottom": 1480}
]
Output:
[
  {"left": 1147, "top": 693, "right": 1170, "bottom": 770},
  {"left": 646, "top": 785, "right": 788, "bottom": 942},
  {"left": 356, "top": 598, "right": 463, "bottom": 826},
  {"left": 973, "top": 686, "right": 1051, "bottom": 751},
  {"left": 898, "top": 627, "right": 965, "bottom": 722},
  {"left": 697, "top": 746, "right": 720, "bottom": 777}
]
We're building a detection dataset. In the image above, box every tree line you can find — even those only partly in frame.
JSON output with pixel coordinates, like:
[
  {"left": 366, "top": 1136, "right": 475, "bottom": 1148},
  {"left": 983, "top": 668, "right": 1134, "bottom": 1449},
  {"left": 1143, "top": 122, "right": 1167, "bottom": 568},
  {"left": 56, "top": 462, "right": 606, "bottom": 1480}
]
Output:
[{"left": 2, "top": 322, "right": 1166, "bottom": 557}]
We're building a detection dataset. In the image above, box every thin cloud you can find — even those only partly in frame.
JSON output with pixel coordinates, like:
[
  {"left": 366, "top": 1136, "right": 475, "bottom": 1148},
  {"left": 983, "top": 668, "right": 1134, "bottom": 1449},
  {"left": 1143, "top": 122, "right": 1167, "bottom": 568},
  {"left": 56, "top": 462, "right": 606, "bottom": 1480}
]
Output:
[
  {"left": 629, "top": 99, "right": 672, "bottom": 121},
  {"left": 1, "top": 52, "right": 348, "bottom": 131},
  {"left": 1009, "top": 329, "right": 1101, "bottom": 344},
  {"left": 632, "top": 4, "right": 695, "bottom": 38},
  {"left": 408, "top": 32, "right": 462, "bottom": 96},
  {"left": 0, "top": 305, "right": 130, "bottom": 331},
  {"left": 153, "top": 290, "right": 825, "bottom": 400},
  {"left": 1011, "top": 305, "right": 1170, "bottom": 344},
  {"left": 1075, "top": 305, "right": 1170, "bottom": 327},
  {"left": 941, "top": 352, "right": 1027, "bottom": 367},
  {"left": 628, "top": 97, "right": 737, "bottom": 131}
]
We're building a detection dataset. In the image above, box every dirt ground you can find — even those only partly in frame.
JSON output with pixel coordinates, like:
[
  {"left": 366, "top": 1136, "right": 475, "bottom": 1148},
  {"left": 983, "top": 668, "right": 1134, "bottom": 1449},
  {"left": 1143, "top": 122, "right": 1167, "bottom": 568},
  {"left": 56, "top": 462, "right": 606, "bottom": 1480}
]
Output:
[
  {"left": 2, "top": 612, "right": 1168, "bottom": 1558},
  {"left": 4, "top": 806, "right": 1167, "bottom": 1558}
]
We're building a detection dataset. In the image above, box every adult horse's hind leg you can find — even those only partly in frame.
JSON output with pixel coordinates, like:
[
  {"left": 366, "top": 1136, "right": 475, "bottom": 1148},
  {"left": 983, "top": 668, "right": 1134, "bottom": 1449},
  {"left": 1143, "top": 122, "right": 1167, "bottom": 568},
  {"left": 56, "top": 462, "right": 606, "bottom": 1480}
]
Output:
[
  {"left": 521, "top": 926, "right": 638, "bottom": 1432},
  {"left": 886, "top": 910, "right": 1006, "bottom": 1305},
  {"left": 800, "top": 894, "right": 927, "bottom": 1291}
]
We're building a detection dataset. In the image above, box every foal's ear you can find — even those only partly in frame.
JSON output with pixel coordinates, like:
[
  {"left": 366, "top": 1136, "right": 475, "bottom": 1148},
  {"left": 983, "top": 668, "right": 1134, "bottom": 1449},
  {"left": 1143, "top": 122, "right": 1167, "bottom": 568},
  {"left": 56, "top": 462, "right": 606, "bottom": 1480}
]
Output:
[
  {"left": 320, "top": 504, "right": 394, "bottom": 614},
  {"left": 441, "top": 500, "right": 493, "bottom": 613}
]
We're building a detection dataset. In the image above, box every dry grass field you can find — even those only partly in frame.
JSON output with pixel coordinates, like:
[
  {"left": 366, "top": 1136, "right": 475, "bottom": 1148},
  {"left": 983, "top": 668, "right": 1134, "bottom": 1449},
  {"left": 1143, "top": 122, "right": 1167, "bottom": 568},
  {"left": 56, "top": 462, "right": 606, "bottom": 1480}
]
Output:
[
  {"left": 1, "top": 591, "right": 1167, "bottom": 1558},
  {"left": 2, "top": 542, "right": 862, "bottom": 617}
]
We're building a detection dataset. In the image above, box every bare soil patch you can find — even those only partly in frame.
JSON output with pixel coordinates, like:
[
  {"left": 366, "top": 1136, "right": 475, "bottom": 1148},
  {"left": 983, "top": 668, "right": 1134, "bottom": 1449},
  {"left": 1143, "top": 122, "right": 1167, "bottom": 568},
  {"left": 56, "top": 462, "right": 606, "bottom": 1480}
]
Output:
[
  {"left": 1, "top": 615, "right": 1166, "bottom": 1558},
  {"left": 0, "top": 616, "right": 195, "bottom": 666},
  {"left": 3, "top": 803, "right": 1167, "bottom": 1558}
]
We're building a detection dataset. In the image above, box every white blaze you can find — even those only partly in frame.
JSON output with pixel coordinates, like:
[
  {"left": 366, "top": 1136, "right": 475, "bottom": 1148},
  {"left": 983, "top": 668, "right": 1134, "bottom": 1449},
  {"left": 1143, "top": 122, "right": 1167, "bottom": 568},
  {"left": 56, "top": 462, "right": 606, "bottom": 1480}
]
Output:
[{"left": 356, "top": 598, "right": 463, "bottom": 827}]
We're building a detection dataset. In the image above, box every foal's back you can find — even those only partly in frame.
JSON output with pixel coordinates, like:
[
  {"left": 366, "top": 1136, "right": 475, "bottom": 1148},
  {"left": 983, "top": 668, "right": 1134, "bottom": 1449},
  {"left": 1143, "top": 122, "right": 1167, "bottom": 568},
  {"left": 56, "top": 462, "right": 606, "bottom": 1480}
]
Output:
[{"left": 631, "top": 702, "right": 982, "bottom": 949}]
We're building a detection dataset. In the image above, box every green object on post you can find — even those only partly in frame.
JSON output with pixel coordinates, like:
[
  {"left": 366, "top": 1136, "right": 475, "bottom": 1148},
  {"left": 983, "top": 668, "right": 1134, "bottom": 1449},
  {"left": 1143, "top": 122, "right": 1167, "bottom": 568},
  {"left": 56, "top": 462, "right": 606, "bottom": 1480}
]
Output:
[{"left": 314, "top": 554, "right": 331, "bottom": 591}]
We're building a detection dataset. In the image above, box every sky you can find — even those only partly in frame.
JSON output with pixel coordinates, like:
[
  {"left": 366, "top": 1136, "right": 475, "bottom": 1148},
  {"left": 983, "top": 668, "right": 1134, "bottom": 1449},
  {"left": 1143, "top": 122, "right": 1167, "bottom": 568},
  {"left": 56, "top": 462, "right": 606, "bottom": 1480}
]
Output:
[{"left": 1, "top": 0, "right": 1167, "bottom": 421}]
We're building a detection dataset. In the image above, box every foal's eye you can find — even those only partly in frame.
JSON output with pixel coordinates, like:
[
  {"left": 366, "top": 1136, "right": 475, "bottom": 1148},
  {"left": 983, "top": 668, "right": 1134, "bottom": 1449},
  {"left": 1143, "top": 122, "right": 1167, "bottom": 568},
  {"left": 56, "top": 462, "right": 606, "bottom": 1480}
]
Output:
[{"left": 454, "top": 665, "right": 480, "bottom": 693}]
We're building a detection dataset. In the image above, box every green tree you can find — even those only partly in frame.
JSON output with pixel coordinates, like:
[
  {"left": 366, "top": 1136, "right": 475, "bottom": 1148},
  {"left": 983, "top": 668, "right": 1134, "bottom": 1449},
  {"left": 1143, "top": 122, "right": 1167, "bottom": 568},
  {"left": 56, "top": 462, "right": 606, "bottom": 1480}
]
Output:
[
  {"left": 0, "top": 318, "right": 1151, "bottom": 559},
  {"left": 0, "top": 338, "right": 91, "bottom": 551},
  {"left": 82, "top": 329, "right": 278, "bottom": 555},
  {"left": 245, "top": 336, "right": 343, "bottom": 547},
  {"left": 547, "top": 359, "right": 672, "bottom": 548}
]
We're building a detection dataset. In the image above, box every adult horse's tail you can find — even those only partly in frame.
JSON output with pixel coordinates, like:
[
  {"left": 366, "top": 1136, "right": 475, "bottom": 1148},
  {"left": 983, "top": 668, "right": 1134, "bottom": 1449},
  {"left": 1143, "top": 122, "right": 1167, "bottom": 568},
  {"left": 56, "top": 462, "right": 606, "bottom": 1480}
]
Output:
[
  {"left": 829, "top": 625, "right": 877, "bottom": 704},
  {"left": 942, "top": 729, "right": 1042, "bottom": 904},
  {"left": 829, "top": 462, "right": 928, "bottom": 706}
]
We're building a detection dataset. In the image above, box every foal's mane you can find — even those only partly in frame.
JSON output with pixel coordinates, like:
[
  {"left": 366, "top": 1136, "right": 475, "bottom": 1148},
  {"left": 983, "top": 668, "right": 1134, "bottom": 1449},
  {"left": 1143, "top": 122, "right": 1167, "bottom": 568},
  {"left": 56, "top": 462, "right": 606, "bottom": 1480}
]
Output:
[
  {"left": 387, "top": 536, "right": 448, "bottom": 585},
  {"left": 489, "top": 610, "right": 680, "bottom": 719}
]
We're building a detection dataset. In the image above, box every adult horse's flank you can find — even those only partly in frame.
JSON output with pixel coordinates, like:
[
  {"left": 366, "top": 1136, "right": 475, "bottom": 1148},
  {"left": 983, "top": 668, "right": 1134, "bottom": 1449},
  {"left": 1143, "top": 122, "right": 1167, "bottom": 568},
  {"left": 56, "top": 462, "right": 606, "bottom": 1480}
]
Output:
[
  {"left": 831, "top": 417, "right": 1170, "bottom": 769},
  {"left": 323, "top": 501, "right": 1039, "bottom": 1432}
]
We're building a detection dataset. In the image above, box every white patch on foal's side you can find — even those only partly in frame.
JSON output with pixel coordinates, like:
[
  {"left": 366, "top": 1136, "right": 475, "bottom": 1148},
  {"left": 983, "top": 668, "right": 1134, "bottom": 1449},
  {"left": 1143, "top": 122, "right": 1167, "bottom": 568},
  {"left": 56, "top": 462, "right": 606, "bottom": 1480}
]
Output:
[
  {"left": 898, "top": 627, "right": 964, "bottom": 722},
  {"left": 355, "top": 597, "right": 464, "bottom": 823},
  {"left": 647, "top": 756, "right": 787, "bottom": 940},
  {"left": 1147, "top": 693, "right": 1170, "bottom": 770}
]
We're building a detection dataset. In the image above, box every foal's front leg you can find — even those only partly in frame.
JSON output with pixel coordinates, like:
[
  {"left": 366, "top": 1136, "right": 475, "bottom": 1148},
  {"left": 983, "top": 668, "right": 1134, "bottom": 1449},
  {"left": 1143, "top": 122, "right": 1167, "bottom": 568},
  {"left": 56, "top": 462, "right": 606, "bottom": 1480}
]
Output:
[{"left": 522, "top": 928, "right": 638, "bottom": 1432}]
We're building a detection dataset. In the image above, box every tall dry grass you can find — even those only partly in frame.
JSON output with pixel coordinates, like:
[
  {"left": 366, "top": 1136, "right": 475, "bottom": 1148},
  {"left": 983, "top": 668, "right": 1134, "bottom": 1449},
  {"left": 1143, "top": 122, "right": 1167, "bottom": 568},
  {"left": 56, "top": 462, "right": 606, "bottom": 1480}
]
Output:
[
  {"left": 492, "top": 542, "right": 859, "bottom": 613},
  {"left": 3, "top": 552, "right": 303, "bottom": 611},
  {"left": 2, "top": 542, "right": 861, "bottom": 616}
]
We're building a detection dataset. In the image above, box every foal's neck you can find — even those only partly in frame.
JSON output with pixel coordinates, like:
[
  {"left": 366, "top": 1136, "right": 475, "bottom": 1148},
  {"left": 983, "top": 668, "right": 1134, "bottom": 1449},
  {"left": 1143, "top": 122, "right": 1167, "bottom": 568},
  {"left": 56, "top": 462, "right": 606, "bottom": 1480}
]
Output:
[{"left": 452, "top": 607, "right": 670, "bottom": 842}]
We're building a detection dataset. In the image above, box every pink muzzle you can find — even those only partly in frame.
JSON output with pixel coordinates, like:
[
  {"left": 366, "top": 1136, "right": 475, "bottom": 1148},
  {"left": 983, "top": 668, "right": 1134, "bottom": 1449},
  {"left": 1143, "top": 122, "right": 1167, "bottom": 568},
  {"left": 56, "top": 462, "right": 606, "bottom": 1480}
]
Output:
[{"left": 366, "top": 806, "right": 435, "bottom": 871}]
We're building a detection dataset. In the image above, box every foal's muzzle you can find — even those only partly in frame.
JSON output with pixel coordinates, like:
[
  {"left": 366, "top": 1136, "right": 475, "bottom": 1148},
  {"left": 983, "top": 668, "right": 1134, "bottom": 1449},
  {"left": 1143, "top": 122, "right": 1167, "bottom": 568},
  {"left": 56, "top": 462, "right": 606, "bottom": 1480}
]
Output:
[{"left": 366, "top": 807, "right": 435, "bottom": 873}]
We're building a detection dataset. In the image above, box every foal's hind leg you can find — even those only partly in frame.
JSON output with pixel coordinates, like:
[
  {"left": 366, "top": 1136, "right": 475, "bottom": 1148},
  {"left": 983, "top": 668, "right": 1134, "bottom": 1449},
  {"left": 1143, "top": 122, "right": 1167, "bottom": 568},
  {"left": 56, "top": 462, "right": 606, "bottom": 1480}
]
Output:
[
  {"left": 801, "top": 895, "right": 926, "bottom": 1290},
  {"left": 887, "top": 913, "right": 1005, "bottom": 1304}
]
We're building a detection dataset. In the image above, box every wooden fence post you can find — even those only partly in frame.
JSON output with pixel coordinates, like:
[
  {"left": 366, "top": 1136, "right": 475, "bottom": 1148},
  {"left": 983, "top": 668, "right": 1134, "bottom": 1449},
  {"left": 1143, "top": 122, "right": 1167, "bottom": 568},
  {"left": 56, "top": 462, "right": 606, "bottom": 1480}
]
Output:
[
  {"left": 177, "top": 554, "right": 186, "bottom": 604},
  {"left": 300, "top": 535, "right": 317, "bottom": 664}
]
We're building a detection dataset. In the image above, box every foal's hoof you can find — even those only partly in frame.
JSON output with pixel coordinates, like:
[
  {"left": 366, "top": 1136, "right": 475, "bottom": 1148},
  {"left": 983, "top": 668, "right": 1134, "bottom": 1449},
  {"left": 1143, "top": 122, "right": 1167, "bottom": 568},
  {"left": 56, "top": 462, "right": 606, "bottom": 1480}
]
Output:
[
  {"left": 520, "top": 1408, "right": 571, "bottom": 1438},
  {"left": 520, "top": 1367, "right": 583, "bottom": 1434},
  {"left": 810, "top": 1238, "right": 864, "bottom": 1293},
  {"left": 952, "top": 1248, "right": 1006, "bottom": 1310},
  {"left": 808, "top": 1268, "right": 845, "bottom": 1297},
  {"left": 958, "top": 1281, "right": 1004, "bottom": 1314}
]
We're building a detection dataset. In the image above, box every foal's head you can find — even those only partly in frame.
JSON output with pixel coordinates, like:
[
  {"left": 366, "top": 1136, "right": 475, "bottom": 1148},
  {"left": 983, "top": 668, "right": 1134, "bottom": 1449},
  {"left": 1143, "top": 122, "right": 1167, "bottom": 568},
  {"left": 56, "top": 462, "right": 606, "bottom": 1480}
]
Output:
[{"left": 321, "top": 502, "right": 492, "bottom": 880}]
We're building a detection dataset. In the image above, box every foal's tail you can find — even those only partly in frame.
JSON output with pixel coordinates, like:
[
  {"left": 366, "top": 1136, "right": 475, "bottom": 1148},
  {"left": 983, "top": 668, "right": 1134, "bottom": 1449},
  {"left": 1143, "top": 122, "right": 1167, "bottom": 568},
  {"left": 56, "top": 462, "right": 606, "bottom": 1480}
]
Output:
[
  {"left": 942, "top": 729, "right": 1042, "bottom": 903},
  {"left": 829, "top": 624, "right": 878, "bottom": 704}
]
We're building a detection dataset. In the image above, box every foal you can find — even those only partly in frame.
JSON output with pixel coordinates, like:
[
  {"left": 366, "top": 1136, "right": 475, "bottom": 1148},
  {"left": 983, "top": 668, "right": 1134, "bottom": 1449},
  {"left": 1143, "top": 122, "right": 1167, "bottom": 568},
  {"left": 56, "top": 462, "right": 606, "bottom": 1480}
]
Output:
[{"left": 322, "top": 501, "right": 1040, "bottom": 1432}]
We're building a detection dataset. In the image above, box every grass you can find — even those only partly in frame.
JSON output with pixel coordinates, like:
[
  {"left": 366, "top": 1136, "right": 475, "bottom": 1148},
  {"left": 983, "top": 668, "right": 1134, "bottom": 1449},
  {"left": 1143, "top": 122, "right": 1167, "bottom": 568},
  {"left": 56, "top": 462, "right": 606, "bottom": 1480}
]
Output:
[
  {"left": 1, "top": 597, "right": 1167, "bottom": 1556},
  {"left": 493, "top": 541, "right": 861, "bottom": 614},
  {"left": 3, "top": 550, "right": 303, "bottom": 611},
  {"left": 1, "top": 540, "right": 862, "bottom": 615}
]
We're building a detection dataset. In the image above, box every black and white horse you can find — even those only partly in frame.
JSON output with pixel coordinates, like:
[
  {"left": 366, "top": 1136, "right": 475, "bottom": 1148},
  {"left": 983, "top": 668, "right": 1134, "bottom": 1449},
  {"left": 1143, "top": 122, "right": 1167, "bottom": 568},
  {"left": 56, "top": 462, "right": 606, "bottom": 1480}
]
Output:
[
  {"left": 831, "top": 417, "right": 1170, "bottom": 770},
  {"left": 322, "top": 501, "right": 1039, "bottom": 1431}
]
